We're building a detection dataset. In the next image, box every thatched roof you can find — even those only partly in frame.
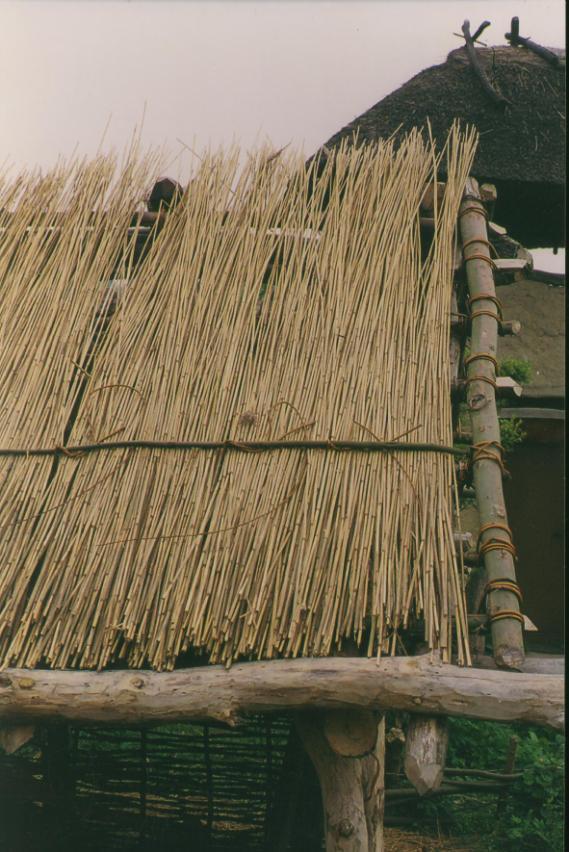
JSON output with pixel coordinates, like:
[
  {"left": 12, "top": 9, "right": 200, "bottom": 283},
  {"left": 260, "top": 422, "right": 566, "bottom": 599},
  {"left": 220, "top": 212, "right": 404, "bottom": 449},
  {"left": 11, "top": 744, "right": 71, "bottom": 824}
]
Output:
[
  {"left": 316, "top": 46, "right": 565, "bottom": 248},
  {"left": 0, "top": 134, "right": 476, "bottom": 671},
  {"left": 496, "top": 274, "right": 565, "bottom": 401}
]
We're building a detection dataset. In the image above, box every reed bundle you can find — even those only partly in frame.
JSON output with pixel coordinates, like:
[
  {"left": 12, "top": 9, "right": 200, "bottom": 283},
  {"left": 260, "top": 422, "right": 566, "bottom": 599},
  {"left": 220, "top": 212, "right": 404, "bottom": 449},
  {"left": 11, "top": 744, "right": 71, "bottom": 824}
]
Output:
[{"left": 0, "top": 126, "right": 477, "bottom": 670}]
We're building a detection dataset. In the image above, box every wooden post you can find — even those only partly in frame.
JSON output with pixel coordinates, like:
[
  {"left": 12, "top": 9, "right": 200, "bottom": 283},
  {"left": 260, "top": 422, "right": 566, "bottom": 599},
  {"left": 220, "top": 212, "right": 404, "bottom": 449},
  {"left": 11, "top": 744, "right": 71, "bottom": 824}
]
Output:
[
  {"left": 296, "top": 711, "right": 385, "bottom": 851},
  {"left": 361, "top": 716, "right": 385, "bottom": 852},
  {"left": 459, "top": 177, "right": 525, "bottom": 670},
  {"left": 404, "top": 717, "right": 449, "bottom": 795}
]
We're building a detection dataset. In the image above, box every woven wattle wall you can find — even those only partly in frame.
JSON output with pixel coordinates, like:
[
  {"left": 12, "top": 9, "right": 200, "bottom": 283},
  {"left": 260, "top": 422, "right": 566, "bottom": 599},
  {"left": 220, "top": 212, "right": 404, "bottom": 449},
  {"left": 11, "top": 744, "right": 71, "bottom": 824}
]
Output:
[
  {"left": 0, "top": 717, "right": 293, "bottom": 851},
  {"left": 0, "top": 126, "right": 477, "bottom": 670}
]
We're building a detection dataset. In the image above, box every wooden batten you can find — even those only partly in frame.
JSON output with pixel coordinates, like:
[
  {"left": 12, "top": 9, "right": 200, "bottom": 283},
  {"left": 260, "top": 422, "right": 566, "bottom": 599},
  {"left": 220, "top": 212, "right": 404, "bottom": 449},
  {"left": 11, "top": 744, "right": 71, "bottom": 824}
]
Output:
[
  {"left": 459, "top": 177, "right": 525, "bottom": 670},
  {"left": 495, "top": 376, "right": 523, "bottom": 397}
]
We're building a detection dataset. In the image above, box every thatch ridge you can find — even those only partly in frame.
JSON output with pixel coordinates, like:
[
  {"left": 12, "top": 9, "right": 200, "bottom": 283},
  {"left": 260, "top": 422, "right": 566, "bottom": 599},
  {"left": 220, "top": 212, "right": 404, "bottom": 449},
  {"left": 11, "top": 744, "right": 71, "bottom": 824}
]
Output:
[
  {"left": 318, "top": 46, "right": 565, "bottom": 186},
  {"left": 314, "top": 45, "right": 565, "bottom": 247}
]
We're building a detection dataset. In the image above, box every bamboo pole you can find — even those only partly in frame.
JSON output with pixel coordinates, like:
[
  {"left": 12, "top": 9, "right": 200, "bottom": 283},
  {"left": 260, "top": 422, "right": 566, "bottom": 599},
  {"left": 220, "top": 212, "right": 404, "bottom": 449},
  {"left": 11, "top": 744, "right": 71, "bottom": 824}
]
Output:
[{"left": 458, "top": 177, "right": 525, "bottom": 670}]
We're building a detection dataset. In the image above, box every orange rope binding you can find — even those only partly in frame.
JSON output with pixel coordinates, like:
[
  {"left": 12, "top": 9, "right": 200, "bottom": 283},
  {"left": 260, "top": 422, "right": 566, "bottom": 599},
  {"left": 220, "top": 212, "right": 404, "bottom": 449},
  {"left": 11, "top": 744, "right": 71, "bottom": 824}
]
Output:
[
  {"left": 464, "top": 352, "right": 498, "bottom": 370},
  {"left": 489, "top": 610, "right": 524, "bottom": 625}
]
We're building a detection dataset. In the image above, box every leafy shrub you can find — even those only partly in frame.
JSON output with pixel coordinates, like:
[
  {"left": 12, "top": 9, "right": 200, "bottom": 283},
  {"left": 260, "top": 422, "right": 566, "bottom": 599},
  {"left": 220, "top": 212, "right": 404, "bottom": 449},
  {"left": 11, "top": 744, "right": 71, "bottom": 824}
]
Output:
[
  {"left": 409, "top": 719, "right": 564, "bottom": 851},
  {"left": 499, "top": 417, "right": 526, "bottom": 451},
  {"left": 498, "top": 357, "right": 533, "bottom": 385}
]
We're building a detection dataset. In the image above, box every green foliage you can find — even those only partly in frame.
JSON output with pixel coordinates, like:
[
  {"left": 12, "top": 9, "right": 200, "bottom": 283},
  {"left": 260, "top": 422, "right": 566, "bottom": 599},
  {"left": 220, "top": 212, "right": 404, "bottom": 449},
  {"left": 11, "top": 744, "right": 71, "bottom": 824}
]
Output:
[
  {"left": 499, "top": 417, "right": 526, "bottom": 451},
  {"left": 498, "top": 357, "right": 533, "bottom": 385},
  {"left": 410, "top": 719, "right": 565, "bottom": 851}
]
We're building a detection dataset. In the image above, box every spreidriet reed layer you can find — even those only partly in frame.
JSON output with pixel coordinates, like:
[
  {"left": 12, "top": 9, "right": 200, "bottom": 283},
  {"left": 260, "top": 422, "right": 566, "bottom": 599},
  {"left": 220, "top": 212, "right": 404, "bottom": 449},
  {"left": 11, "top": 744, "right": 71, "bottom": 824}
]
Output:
[{"left": 0, "top": 126, "right": 477, "bottom": 669}]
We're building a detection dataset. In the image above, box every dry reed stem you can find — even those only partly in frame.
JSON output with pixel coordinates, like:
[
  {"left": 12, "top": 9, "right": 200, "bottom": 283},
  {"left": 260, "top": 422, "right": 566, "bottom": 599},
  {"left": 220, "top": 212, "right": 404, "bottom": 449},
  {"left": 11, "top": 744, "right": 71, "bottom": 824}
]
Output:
[{"left": 0, "top": 127, "right": 477, "bottom": 670}]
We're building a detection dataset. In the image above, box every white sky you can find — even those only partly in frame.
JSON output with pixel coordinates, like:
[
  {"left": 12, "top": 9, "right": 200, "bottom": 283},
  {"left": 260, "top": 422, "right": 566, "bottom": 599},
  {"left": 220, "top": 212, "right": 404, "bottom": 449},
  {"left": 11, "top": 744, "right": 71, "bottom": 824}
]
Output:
[{"left": 0, "top": 0, "right": 565, "bottom": 266}]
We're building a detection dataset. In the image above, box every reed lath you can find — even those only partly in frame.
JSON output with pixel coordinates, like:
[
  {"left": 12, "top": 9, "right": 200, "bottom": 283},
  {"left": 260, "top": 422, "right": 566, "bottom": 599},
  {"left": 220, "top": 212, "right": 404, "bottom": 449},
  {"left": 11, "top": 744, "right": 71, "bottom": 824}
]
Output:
[{"left": 0, "top": 126, "right": 477, "bottom": 670}]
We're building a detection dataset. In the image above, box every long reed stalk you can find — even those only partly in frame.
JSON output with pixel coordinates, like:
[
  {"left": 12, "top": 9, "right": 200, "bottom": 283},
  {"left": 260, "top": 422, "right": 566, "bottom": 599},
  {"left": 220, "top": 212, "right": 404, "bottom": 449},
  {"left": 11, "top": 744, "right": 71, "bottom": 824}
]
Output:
[{"left": 0, "top": 127, "right": 477, "bottom": 670}]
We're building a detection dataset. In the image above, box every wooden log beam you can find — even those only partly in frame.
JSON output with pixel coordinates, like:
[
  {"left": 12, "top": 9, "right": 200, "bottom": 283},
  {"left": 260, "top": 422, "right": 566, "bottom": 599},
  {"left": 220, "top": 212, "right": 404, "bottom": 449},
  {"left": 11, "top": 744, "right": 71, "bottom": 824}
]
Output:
[
  {"left": 459, "top": 177, "right": 525, "bottom": 670},
  {"left": 0, "top": 657, "right": 563, "bottom": 731}
]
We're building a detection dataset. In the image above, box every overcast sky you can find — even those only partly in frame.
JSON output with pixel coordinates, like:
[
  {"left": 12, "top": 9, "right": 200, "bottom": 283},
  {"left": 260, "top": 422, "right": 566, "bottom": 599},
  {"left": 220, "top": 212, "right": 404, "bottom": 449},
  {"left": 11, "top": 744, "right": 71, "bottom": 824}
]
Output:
[{"left": 0, "top": 0, "right": 565, "bottom": 264}]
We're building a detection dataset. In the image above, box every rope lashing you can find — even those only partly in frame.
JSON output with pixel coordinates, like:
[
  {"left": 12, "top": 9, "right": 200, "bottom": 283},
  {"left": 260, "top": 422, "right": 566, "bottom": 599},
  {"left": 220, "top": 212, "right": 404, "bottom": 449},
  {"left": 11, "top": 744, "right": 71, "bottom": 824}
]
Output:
[
  {"left": 489, "top": 610, "right": 525, "bottom": 625},
  {"left": 469, "top": 293, "right": 503, "bottom": 319},
  {"left": 470, "top": 309, "right": 502, "bottom": 323},
  {"left": 0, "top": 439, "right": 466, "bottom": 459},
  {"left": 54, "top": 445, "right": 85, "bottom": 459},
  {"left": 463, "top": 253, "right": 497, "bottom": 271},
  {"left": 480, "top": 539, "right": 517, "bottom": 558},
  {"left": 470, "top": 440, "right": 508, "bottom": 475},
  {"left": 464, "top": 352, "right": 498, "bottom": 371},
  {"left": 477, "top": 521, "right": 514, "bottom": 548},
  {"left": 477, "top": 520, "right": 517, "bottom": 559},
  {"left": 462, "top": 237, "right": 497, "bottom": 257},
  {"left": 458, "top": 203, "right": 488, "bottom": 221},
  {"left": 485, "top": 579, "right": 523, "bottom": 603}
]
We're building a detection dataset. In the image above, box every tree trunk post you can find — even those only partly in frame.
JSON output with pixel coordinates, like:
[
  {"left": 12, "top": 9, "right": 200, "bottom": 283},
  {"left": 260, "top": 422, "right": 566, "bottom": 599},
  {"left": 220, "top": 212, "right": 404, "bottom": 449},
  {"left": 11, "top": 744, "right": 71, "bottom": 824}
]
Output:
[
  {"left": 296, "top": 711, "right": 385, "bottom": 851},
  {"left": 361, "top": 715, "right": 385, "bottom": 852}
]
